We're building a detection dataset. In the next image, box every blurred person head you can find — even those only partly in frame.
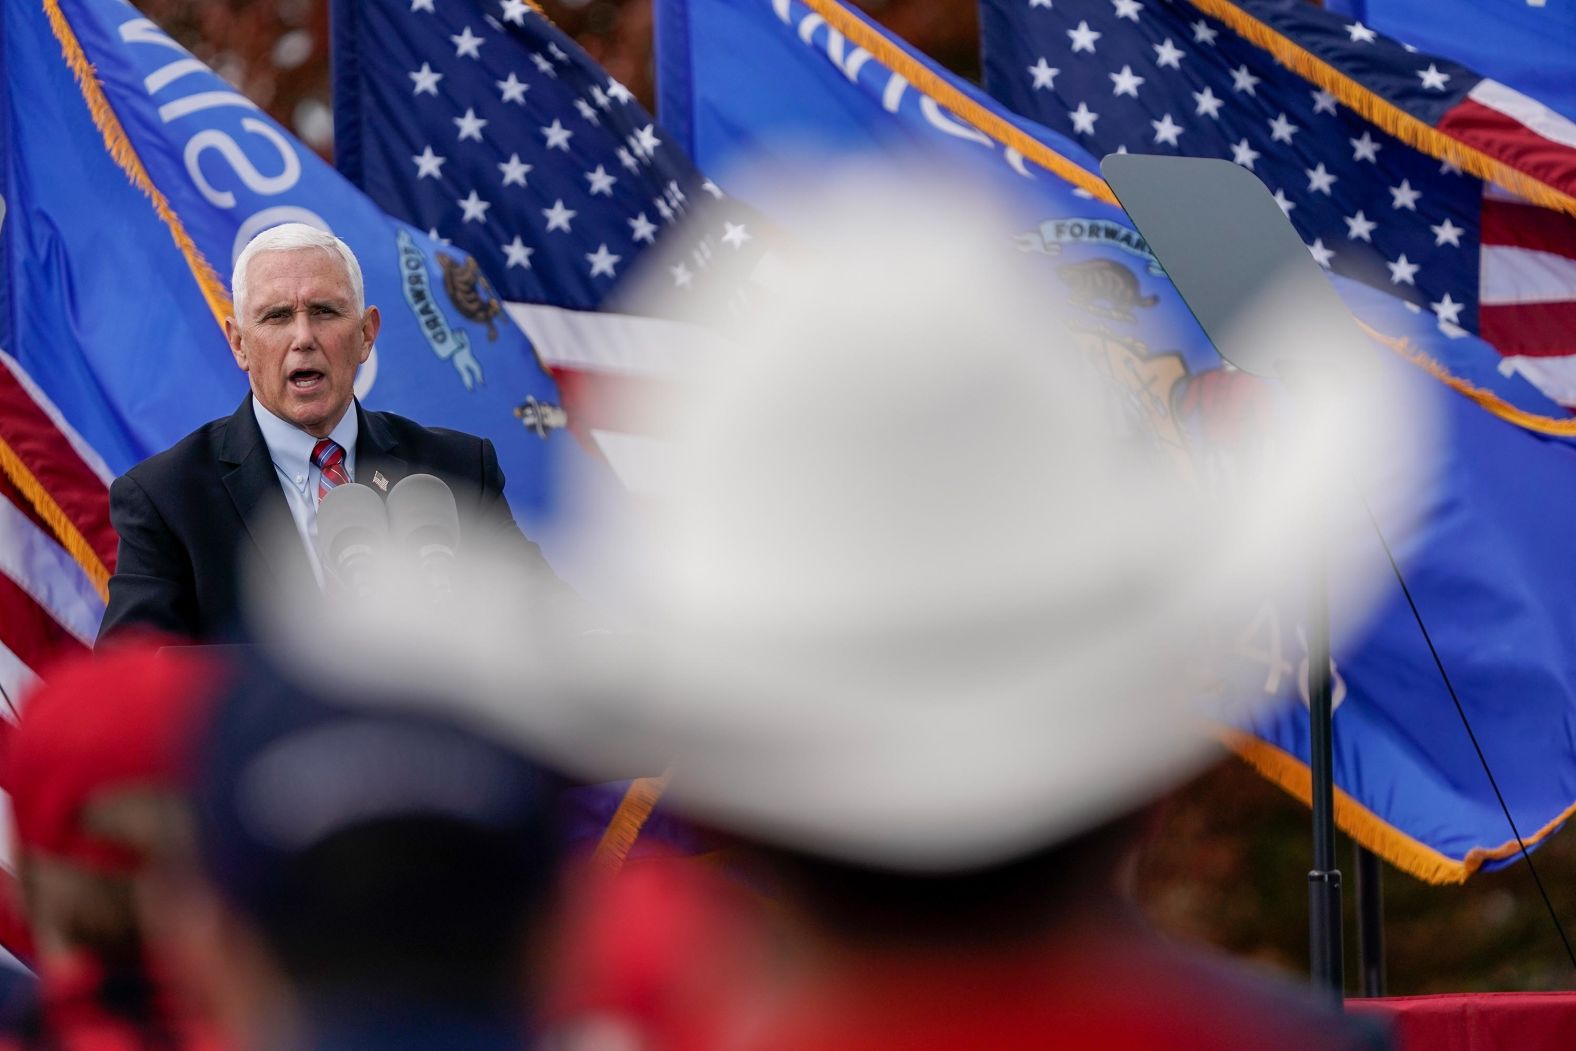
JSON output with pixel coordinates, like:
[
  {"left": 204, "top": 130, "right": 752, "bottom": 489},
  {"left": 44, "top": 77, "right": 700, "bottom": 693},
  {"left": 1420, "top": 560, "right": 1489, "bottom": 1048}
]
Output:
[
  {"left": 6, "top": 640, "right": 221, "bottom": 969},
  {"left": 249, "top": 161, "right": 1424, "bottom": 883},
  {"left": 225, "top": 224, "right": 379, "bottom": 438},
  {"left": 521, "top": 162, "right": 1410, "bottom": 1051},
  {"left": 0, "top": 641, "right": 226, "bottom": 1051},
  {"left": 175, "top": 651, "right": 562, "bottom": 1050}
]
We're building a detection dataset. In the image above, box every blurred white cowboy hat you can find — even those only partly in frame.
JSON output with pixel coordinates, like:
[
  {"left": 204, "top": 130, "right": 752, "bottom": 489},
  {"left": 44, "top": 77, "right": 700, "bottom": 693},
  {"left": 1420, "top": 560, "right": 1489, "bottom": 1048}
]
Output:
[{"left": 259, "top": 163, "right": 1430, "bottom": 872}]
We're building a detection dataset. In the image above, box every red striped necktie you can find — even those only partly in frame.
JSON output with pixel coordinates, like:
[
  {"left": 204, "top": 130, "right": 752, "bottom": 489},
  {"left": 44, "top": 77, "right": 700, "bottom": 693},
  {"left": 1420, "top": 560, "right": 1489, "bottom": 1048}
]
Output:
[{"left": 312, "top": 438, "right": 351, "bottom": 502}]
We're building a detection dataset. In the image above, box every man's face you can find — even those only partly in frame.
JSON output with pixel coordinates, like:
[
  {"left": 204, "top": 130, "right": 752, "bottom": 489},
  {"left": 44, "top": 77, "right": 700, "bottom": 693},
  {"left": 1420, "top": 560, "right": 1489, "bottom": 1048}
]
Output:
[{"left": 225, "top": 248, "right": 380, "bottom": 438}]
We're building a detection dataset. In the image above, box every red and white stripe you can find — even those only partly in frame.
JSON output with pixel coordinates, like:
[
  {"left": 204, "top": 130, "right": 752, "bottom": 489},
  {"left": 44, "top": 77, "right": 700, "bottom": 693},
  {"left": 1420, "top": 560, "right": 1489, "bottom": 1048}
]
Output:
[
  {"left": 1480, "top": 186, "right": 1576, "bottom": 405},
  {"left": 1424, "top": 78, "right": 1576, "bottom": 405},
  {"left": 504, "top": 301, "right": 729, "bottom": 494},
  {"left": 1439, "top": 80, "right": 1576, "bottom": 208},
  {"left": 0, "top": 351, "right": 113, "bottom": 702}
]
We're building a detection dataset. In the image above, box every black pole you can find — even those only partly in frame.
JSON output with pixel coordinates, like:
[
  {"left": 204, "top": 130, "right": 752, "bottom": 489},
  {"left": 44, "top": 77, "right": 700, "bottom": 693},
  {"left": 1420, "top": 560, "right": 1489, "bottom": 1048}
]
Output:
[
  {"left": 1355, "top": 844, "right": 1386, "bottom": 997},
  {"left": 1307, "top": 547, "right": 1344, "bottom": 1000}
]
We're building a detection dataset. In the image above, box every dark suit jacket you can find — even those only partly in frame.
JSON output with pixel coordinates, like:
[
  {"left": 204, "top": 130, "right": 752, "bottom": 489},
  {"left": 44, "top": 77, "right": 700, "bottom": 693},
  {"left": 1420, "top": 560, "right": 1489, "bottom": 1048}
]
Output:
[{"left": 98, "top": 396, "right": 559, "bottom": 644}]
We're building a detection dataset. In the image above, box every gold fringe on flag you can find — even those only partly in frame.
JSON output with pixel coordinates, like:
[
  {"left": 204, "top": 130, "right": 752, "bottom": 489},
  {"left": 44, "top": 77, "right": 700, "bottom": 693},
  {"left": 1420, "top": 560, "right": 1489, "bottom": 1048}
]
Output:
[
  {"left": 42, "top": 0, "right": 234, "bottom": 327},
  {"left": 0, "top": 436, "right": 110, "bottom": 601},
  {"left": 1352, "top": 321, "right": 1576, "bottom": 437},
  {"left": 1223, "top": 730, "right": 1576, "bottom": 885},
  {"left": 1184, "top": 0, "right": 1576, "bottom": 219},
  {"left": 590, "top": 771, "right": 672, "bottom": 876}
]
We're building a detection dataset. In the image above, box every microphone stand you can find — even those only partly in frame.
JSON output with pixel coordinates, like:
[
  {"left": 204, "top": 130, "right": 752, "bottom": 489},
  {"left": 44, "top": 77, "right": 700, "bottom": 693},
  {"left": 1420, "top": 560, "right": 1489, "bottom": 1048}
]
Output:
[
  {"left": 1282, "top": 361, "right": 1343, "bottom": 1001},
  {"left": 1306, "top": 537, "right": 1343, "bottom": 1000}
]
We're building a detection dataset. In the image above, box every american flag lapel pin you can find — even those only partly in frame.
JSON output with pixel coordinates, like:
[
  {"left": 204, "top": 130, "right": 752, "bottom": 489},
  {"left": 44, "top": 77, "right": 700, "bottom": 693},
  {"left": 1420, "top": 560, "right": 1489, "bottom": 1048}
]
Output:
[{"left": 372, "top": 470, "right": 389, "bottom": 492}]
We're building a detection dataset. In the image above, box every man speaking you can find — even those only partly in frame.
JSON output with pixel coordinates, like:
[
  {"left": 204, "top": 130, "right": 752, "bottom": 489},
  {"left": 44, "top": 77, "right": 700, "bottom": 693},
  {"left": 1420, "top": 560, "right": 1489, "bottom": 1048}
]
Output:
[{"left": 98, "top": 224, "right": 560, "bottom": 643}]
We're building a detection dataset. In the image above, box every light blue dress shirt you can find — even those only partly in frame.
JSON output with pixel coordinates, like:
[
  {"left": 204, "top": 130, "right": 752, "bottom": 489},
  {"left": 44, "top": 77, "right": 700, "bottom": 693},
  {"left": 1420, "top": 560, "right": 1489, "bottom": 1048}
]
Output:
[{"left": 251, "top": 398, "right": 359, "bottom": 583}]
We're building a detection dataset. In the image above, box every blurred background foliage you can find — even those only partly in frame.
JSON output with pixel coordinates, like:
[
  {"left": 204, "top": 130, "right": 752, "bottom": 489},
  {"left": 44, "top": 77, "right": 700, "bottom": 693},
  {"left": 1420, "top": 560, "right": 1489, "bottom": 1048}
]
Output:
[
  {"left": 129, "top": 0, "right": 1576, "bottom": 996},
  {"left": 1142, "top": 758, "right": 1576, "bottom": 994},
  {"left": 128, "top": 0, "right": 981, "bottom": 156}
]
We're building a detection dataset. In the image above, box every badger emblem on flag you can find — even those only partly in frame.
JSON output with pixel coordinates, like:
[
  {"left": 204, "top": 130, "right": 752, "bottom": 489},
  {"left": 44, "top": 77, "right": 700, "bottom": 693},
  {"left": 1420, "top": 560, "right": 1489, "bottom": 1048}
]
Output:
[
  {"left": 1057, "top": 260, "right": 1159, "bottom": 323},
  {"left": 438, "top": 253, "right": 504, "bottom": 341}
]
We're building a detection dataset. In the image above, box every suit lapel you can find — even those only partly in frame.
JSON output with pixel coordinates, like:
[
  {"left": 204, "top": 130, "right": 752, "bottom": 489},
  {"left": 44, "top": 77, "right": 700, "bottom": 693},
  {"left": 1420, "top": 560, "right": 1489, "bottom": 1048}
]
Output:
[
  {"left": 219, "top": 395, "right": 314, "bottom": 586},
  {"left": 355, "top": 402, "right": 410, "bottom": 501}
]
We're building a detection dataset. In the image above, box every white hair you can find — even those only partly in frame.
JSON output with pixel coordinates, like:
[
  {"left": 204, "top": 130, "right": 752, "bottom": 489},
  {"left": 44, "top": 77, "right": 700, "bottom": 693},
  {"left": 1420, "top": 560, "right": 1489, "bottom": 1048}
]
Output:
[{"left": 230, "top": 223, "right": 366, "bottom": 322}]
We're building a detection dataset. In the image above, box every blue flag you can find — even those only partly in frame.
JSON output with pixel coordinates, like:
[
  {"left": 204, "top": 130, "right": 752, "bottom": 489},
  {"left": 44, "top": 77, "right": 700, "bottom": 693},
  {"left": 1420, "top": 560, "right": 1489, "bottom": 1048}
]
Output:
[
  {"left": 655, "top": 0, "right": 1576, "bottom": 881},
  {"left": 1, "top": 0, "right": 594, "bottom": 554},
  {"left": 1325, "top": 0, "right": 1576, "bottom": 124}
]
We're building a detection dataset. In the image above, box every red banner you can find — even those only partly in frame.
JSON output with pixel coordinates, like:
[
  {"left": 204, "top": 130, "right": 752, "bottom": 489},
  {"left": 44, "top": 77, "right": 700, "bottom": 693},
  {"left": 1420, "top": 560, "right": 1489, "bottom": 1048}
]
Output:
[{"left": 1352, "top": 992, "right": 1576, "bottom": 1050}]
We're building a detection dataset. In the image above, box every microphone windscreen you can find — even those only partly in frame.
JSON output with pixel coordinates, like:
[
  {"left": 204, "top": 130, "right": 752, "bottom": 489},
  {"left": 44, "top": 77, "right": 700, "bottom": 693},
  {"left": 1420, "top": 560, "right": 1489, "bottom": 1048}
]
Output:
[
  {"left": 387, "top": 474, "right": 460, "bottom": 548},
  {"left": 316, "top": 483, "right": 389, "bottom": 568}
]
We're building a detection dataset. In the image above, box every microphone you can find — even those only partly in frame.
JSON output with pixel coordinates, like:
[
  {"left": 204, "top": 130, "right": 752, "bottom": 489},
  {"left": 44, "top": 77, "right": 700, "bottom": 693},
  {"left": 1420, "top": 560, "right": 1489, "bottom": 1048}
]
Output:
[
  {"left": 316, "top": 483, "right": 390, "bottom": 598},
  {"left": 387, "top": 474, "right": 461, "bottom": 595}
]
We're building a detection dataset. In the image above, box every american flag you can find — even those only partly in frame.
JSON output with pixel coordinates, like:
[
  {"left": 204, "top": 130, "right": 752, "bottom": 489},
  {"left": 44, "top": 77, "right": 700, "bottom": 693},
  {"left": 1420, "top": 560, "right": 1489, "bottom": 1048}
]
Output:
[
  {"left": 981, "top": 0, "right": 1576, "bottom": 406},
  {"left": 333, "top": 0, "right": 768, "bottom": 476}
]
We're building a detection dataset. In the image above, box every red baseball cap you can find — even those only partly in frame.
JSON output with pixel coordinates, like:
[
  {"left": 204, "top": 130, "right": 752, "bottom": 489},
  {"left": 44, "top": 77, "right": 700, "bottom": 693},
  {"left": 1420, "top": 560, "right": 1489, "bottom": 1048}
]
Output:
[{"left": 6, "top": 640, "right": 224, "bottom": 871}]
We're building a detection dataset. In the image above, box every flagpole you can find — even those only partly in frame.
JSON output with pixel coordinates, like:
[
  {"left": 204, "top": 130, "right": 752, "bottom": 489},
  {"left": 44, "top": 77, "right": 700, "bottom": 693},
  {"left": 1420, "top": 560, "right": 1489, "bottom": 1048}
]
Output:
[
  {"left": 1355, "top": 844, "right": 1386, "bottom": 996},
  {"left": 1307, "top": 542, "right": 1344, "bottom": 1000}
]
